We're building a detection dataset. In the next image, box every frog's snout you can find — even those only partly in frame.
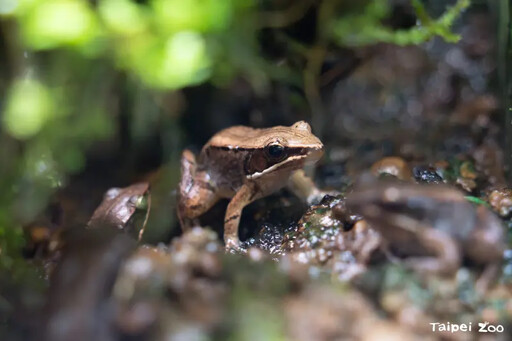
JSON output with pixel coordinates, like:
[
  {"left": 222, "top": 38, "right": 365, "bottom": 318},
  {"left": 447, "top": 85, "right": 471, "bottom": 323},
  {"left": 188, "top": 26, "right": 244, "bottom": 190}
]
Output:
[{"left": 306, "top": 144, "right": 324, "bottom": 164}]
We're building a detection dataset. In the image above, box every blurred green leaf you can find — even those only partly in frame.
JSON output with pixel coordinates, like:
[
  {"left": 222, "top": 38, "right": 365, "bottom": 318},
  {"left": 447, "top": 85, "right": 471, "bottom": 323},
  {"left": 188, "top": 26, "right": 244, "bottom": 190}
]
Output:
[
  {"left": 3, "top": 78, "right": 53, "bottom": 139},
  {"left": 98, "top": 0, "right": 148, "bottom": 36},
  {"left": 123, "top": 31, "right": 212, "bottom": 89},
  {"left": 19, "top": 0, "right": 99, "bottom": 50},
  {"left": 151, "top": 0, "right": 233, "bottom": 34}
]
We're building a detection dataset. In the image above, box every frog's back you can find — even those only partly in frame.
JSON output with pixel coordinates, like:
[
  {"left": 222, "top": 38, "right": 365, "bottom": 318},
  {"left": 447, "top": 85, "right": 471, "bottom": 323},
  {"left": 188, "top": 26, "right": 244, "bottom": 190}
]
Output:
[{"left": 206, "top": 125, "right": 272, "bottom": 149}]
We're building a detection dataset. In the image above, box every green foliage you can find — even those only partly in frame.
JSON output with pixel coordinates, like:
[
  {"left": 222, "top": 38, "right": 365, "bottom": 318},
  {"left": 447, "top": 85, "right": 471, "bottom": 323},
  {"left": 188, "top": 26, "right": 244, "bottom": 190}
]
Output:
[
  {"left": 4, "top": 0, "right": 248, "bottom": 89},
  {"left": 3, "top": 78, "right": 53, "bottom": 139},
  {"left": 464, "top": 196, "right": 490, "bottom": 207},
  {"left": 333, "top": 0, "right": 470, "bottom": 46},
  {"left": 18, "top": 0, "right": 99, "bottom": 50}
]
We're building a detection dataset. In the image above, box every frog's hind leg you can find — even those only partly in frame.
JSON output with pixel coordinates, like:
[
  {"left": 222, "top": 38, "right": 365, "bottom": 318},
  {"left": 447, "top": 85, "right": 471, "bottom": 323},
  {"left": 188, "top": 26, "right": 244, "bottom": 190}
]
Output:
[{"left": 177, "top": 149, "right": 219, "bottom": 230}]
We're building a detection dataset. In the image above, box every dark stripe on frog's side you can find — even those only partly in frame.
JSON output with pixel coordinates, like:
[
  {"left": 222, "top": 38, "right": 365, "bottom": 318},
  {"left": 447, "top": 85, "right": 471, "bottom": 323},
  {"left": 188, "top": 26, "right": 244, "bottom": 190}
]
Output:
[
  {"left": 205, "top": 145, "right": 309, "bottom": 169},
  {"left": 200, "top": 146, "right": 314, "bottom": 190},
  {"left": 224, "top": 214, "right": 240, "bottom": 223},
  {"left": 242, "top": 147, "right": 310, "bottom": 175}
]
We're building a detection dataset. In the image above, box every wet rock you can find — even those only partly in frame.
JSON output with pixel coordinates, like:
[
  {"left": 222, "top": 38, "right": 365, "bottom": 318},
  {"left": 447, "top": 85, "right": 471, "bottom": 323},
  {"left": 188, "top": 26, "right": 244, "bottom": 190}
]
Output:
[
  {"left": 332, "top": 220, "right": 382, "bottom": 281},
  {"left": 412, "top": 165, "right": 443, "bottom": 184},
  {"left": 281, "top": 196, "right": 378, "bottom": 281},
  {"left": 114, "top": 228, "right": 226, "bottom": 339},
  {"left": 241, "top": 223, "right": 294, "bottom": 256},
  {"left": 281, "top": 196, "right": 344, "bottom": 261}
]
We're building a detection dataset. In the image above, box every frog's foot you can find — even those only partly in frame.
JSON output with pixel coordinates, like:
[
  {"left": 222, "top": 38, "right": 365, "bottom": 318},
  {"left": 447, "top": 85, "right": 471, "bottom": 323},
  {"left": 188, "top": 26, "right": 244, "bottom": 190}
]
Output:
[{"left": 224, "top": 237, "right": 241, "bottom": 253}]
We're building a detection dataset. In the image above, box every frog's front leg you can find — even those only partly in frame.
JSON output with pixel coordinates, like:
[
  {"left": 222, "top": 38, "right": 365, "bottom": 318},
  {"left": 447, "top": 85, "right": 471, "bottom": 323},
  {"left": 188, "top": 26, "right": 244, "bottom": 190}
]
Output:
[
  {"left": 178, "top": 150, "right": 219, "bottom": 230},
  {"left": 287, "top": 169, "right": 329, "bottom": 204},
  {"left": 403, "top": 228, "right": 461, "bottom": 275},
  {"left": 224, "top": 183, "right": 258, "bottom": 250}
]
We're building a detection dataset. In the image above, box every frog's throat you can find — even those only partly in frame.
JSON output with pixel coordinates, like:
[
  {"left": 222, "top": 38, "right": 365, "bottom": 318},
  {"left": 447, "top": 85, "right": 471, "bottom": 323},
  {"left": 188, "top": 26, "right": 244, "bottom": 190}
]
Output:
[{"left": 246, "top": 154, "right": 308, "bottom": 180}]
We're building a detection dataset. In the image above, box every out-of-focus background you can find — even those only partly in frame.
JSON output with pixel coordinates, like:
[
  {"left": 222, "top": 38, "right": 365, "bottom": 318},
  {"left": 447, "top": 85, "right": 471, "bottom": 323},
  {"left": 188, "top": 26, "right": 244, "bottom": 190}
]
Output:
[{"left": 1, "top": 0, "right": 511, "bottom": 340}]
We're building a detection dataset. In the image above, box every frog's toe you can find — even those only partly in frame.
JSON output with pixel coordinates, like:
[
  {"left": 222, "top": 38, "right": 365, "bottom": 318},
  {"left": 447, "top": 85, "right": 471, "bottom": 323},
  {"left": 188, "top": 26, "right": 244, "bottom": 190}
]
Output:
[{"left": 224, "top": 237, "right": 241, "bottom": 253}]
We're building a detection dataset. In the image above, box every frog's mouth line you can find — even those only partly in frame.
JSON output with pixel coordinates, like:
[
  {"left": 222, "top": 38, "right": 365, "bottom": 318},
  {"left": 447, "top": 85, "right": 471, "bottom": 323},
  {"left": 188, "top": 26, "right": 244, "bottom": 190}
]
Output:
[{"left": 247, "top": 148, "right": 322, "bottom": 180}]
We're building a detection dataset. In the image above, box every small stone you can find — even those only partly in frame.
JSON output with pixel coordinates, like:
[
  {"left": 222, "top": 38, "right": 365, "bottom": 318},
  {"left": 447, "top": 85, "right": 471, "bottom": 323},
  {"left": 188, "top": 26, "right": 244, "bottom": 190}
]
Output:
[
  {"left": 488, "top": 188, "right": 512, "bottom": 217},
  {"left": 412, "top": 165, "right": 443, "bottom": 184},
  {"left": 371, "top": 157, "right": 412, "bottom": 181}
]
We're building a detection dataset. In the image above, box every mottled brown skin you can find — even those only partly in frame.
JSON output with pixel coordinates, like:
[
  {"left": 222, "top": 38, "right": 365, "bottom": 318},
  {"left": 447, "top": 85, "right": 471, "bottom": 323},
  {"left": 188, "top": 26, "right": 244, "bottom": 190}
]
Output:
[
  {"left": 178, "top": 121, "right": 324, "bottom": 249},
  {"left": 346, "top": 182, "right": 505, "bottom": 275}
]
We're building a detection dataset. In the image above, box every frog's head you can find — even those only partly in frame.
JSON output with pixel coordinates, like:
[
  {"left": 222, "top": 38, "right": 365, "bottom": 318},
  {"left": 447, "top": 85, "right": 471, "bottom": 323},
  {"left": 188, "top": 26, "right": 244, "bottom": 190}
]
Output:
[{"left": 246, "top": 121, "right": 324, "bottom": 180}]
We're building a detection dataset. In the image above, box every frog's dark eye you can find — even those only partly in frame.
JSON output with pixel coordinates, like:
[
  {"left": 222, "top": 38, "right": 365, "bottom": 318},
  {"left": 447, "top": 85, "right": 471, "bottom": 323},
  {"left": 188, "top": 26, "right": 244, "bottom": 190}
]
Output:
[{"left": 266, "top": 144, "right": 285, "bottom": 159}]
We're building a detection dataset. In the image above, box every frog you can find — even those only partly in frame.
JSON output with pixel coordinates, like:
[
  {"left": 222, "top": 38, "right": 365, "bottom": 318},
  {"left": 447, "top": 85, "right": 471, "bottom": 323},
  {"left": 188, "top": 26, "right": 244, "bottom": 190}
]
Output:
[
  {"left": 87, "top": 182, "right": 151, "bottom": 240},
  {"left": 177, "top": 121, "right": 324, "bottom": 250},
  {"left": 345, "top": 181, "right": 505, "bottom": 275}
]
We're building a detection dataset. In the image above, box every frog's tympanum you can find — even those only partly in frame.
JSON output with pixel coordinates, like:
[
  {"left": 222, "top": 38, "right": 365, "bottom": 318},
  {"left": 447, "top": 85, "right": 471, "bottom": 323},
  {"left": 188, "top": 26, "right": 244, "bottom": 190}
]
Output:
[
  {"left": 178, "top": 121, "right": 324, "bottom": 249},
  {"left": 87, "top": 182, "right": 151, "bottom": 240},
  {"left": 346, "top": 181, "right": 505, "bottom": 275}
]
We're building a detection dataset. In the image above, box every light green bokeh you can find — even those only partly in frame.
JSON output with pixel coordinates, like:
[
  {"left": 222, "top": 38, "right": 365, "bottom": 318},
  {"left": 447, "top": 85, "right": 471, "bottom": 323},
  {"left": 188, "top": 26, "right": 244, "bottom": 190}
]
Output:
[
  {"left": 121, "top": 31, "right": 211, "bottom": 89},
  {"left": 98, "top": 0, "right": 148, "bottom": 36},
  {"left": 0, "top": 0, "right": 18, "bottom": 15},
  {"left": 151, "top": 0, "right": 233, "bottom": 34},
  {"left": 20, "top": 0, "right": 99, "bottom": 50},
  {"left": 3, "top": 79, "right": 53, "bottom": 139}
]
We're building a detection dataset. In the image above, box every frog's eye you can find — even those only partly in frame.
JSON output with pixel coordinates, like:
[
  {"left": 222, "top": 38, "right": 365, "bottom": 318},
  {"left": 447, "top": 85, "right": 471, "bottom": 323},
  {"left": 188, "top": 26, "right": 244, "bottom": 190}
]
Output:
[{"left": 266, "top": 143, "right": 285, "bottom": 159}]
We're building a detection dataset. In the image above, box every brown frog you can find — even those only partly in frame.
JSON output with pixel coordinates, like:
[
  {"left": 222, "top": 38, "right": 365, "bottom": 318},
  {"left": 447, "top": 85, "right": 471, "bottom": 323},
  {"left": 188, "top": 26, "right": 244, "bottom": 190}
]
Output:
[
  {"left": 345, "top": 181, "right": 505, "bottom": 275},
  {"left": 87, "top": 182, "right": 151, "bottom": 240},
  {"left": 178, "top": 121, "right": 324, "bottom": 249}
]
